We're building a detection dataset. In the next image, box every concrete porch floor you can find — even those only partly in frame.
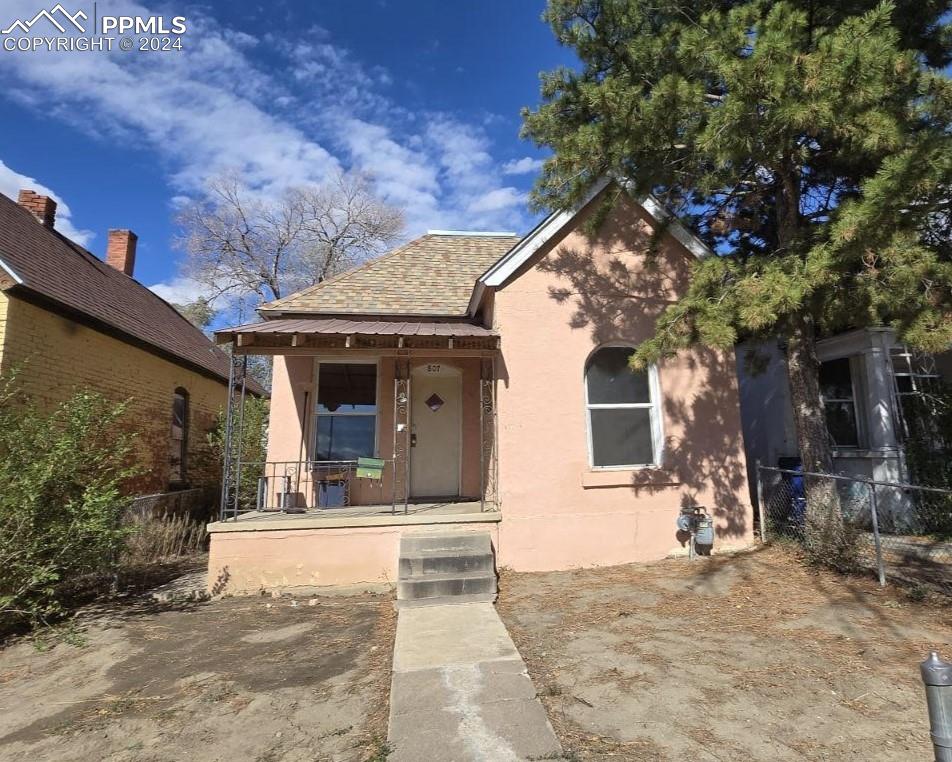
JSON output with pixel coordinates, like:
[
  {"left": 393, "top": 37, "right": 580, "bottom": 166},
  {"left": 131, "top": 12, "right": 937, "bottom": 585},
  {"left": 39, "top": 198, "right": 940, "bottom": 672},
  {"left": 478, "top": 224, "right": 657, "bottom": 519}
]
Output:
[{"left": 208, "top": 500, "right": 500, "bottom": 533}]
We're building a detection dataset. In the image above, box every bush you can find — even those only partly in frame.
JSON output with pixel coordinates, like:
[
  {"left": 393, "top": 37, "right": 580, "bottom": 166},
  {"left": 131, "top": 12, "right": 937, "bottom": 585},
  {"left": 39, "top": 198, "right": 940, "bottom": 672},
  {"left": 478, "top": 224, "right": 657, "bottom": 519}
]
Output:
[
  {"left": 205, "top": 395, "right": 269, "bottom": 513},
  {"left": 0, "top": 379, "right": 137, "bottom": 629},
  {"left": 902, "top": 383, "right": 952, "bottom": 537}
]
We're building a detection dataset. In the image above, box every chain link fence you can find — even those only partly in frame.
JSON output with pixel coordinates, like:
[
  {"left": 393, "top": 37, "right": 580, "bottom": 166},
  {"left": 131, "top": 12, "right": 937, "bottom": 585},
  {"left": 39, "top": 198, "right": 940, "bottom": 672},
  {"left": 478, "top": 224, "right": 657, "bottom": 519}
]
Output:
[{"left": 757, "top": 465, "right": 952, "bottom": 593}]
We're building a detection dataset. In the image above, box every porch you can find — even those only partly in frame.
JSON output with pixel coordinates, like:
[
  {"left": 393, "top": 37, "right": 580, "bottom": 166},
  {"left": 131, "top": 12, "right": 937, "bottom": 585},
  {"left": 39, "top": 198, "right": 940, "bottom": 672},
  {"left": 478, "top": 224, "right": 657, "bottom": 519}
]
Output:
[
  {"left": 208, "top": 318, "right": 504, "bottom": 594},
  {"left": 209, "top": 498, "right": 493, "bottom": 531}
]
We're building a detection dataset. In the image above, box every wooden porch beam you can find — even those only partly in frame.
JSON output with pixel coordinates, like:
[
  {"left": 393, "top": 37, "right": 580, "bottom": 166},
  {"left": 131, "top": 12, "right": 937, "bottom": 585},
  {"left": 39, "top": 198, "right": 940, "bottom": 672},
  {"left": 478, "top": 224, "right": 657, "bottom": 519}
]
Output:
[{"left": 231, "top": 345, "right": 499, "bottom": 358}]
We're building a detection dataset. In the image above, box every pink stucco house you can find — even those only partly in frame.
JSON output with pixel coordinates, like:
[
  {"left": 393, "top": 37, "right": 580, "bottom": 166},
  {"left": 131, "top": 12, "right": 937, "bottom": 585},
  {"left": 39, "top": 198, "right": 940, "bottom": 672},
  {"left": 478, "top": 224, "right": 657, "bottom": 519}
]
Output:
[{"left": 209, "top": 181, "right": 753, "bottom": 597}]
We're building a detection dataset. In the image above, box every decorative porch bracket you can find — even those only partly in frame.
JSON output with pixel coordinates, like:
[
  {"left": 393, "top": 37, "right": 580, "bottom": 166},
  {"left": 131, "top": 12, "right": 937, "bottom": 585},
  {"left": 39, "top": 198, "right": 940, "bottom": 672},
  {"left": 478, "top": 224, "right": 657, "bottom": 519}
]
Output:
[
  {"left": 480, "top": 357, "right": 499, "bottom": 512},
  {"left": 219, "top": 351, "right": 248, "bottom": 521},
  {"left": 392, "top": 357, "right": 411, "bottom": 514}
]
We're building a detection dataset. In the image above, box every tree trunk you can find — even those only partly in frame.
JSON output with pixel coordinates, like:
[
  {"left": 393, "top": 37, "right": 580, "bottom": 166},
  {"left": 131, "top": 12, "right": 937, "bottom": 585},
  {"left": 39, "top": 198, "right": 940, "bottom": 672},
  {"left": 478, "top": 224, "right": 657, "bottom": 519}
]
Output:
[
  {"left": 786, "top": 312, "right": 853, "bottom": 566},
  {"left": 785, "top": 312, "right": 834, "bottom": 475}
]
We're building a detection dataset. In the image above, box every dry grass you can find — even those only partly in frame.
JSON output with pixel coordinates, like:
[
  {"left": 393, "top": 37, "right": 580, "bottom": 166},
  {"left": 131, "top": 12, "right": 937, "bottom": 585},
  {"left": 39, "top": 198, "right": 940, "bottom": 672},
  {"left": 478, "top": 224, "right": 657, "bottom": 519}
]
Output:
[
  {"left": 121, "top": 512, "right": 207, "bottom": 565},
  {"left": 498, "top": 545, "right": 952, "bottom": 761}
]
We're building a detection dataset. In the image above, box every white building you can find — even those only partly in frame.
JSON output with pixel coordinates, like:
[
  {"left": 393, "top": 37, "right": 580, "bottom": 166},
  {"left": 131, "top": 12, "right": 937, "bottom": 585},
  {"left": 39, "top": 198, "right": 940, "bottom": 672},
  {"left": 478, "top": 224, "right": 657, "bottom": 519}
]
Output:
[{"left": 737, "top": 327, "right": 950, "bottom": 528}]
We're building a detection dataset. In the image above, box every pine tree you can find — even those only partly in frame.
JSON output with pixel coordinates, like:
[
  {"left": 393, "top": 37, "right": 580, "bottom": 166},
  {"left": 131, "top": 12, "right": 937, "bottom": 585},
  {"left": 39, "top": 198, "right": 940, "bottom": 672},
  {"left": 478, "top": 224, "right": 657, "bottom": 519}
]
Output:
[{"left": 523, "top": 0, "right": 952, "bottom": 490}]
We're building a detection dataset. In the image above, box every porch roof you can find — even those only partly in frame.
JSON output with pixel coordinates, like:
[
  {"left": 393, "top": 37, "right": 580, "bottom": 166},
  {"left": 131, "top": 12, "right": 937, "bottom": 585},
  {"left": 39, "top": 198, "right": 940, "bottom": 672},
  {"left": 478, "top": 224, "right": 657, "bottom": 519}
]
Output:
[{"left": 215, "top": 317, "right": 499, "bottom": 352}]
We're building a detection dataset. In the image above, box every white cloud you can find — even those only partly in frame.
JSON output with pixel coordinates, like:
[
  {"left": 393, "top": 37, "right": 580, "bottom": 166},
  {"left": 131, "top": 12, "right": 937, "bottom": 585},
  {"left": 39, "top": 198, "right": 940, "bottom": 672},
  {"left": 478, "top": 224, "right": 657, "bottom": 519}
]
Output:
[
  {"left": 0, "top": 159, "right": 94, "bottom": 246},
  {"left": 420, "top": 117, "right": 527, "bottom": 230},
  {"left": 0, "top": 0, "right": 534, "bottom": 246},
  {"left": 502, "top": 156, "right": 544, "bottom": 175},
  {"left": 2, "top": 1, "right": 340, "bottom": 197},
  {"left": 468, "top": 187, "right": 525, "bottom": 214},
  {"left": 148, "top": 276, "right": 208, "bottom": 305},
  {"left": 339, "top": 118, "right": 441, "bottom": 232}
]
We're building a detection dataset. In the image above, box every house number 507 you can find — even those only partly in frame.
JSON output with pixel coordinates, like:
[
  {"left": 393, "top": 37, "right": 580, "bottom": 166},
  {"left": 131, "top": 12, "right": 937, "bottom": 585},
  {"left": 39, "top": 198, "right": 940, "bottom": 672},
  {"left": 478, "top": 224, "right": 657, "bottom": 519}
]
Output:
[{"left": 426, "top": 364, "right": 441, "bottom": 373}]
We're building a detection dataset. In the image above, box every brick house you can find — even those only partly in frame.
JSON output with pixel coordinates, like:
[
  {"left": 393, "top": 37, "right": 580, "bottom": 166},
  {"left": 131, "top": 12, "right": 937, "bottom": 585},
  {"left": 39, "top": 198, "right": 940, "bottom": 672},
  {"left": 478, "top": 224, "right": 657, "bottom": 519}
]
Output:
[{"left": 0, "top": 189, "right": 254, "bottom": 504}]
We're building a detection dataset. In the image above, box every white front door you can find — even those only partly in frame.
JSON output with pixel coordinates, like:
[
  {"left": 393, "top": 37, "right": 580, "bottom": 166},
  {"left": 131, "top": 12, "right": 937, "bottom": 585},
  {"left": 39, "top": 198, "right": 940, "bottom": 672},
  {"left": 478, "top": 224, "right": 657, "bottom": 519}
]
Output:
[{"left": 410, "top": 363, "right": 461, "bottom": 498}]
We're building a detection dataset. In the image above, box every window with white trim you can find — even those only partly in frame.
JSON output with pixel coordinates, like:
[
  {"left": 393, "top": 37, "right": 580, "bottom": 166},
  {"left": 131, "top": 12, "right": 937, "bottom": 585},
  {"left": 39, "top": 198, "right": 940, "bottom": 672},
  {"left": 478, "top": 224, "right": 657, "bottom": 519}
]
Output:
[
  {"left": 315, "top": 362, "right": 377, "bottom": 460},
  {"left": 585, "top": 346, "right": 661, "bottom": 468},
  {"left": 819, "top": 357, "right": 862, "bottom": 448}
]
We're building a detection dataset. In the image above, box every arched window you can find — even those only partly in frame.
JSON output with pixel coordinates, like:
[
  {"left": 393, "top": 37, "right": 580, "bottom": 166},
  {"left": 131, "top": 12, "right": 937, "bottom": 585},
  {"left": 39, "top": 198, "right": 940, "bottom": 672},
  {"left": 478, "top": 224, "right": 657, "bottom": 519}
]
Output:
[
  {"left": 170, "top": 388, "right": 189, "bottom": 485},
  {"left": 585, "top": 346, "right": 662, "bottom": 468}
]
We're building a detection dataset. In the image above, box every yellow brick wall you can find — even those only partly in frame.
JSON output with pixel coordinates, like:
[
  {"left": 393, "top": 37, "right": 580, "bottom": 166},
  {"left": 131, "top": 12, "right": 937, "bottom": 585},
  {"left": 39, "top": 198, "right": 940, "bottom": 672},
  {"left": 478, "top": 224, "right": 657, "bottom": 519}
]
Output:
[
  {"left": 0, "top": 291, "right": 9, "bottom": 357},
  {"left": 0, "top": 292, "right": 229, "bottom": 495}
]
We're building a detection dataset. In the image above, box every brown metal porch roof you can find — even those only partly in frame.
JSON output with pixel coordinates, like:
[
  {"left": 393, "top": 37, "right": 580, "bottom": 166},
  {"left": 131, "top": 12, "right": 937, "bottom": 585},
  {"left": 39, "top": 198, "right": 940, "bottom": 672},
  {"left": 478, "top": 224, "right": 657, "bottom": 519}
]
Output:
[{"left": 215, "top": 318, "right": 497, "bottom": 344}]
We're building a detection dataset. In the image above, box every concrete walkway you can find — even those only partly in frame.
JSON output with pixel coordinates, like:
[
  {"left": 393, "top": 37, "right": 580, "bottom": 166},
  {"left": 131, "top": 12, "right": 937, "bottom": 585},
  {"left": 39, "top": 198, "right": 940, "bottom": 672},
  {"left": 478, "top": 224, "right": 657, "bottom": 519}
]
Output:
[{"left": 387, "top": 602, "right": 564, "bottom": 761}]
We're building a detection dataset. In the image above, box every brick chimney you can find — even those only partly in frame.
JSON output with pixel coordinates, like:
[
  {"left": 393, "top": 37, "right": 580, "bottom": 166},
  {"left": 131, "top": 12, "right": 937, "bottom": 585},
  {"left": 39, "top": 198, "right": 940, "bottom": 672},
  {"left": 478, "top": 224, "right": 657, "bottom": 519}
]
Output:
[
  {"left": 106, "top": 229, "right": 138, "bottom": 276},
  {"left": 17, "top": 189, "right": 57, "bottom": 228}
]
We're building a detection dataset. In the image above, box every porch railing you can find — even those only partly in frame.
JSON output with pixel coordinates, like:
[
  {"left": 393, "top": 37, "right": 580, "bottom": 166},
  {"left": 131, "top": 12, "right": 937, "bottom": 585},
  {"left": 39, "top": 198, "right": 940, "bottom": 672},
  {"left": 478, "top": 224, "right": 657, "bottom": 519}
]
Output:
[{"left": 219, "top": 459, "right": 391, "bottom": 520}]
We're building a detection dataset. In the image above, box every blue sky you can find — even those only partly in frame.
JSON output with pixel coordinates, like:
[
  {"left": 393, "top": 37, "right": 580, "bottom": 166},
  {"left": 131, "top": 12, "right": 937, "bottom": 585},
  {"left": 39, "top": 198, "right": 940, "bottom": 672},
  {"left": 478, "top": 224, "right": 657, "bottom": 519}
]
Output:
[{"left": 0, "top": 0, "right": 572, "bottom": 305}]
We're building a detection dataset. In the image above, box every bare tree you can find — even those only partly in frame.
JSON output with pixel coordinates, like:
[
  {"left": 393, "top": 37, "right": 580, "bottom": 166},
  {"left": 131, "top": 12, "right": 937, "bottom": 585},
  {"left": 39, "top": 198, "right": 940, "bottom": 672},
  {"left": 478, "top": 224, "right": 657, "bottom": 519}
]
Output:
[{"left": 177, "top": 171, "right": 404, "bottom": 306}]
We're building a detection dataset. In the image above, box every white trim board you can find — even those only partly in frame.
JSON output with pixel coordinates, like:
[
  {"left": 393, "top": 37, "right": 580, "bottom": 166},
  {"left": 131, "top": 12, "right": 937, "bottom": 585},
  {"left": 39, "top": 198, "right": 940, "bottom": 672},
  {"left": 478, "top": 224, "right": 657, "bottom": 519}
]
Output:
[
  {"left": 0, "top": 255, "right": 24, "bottom": 285},
  {"left": 467, "top": 177, "right": 712, "bottom": 316}
]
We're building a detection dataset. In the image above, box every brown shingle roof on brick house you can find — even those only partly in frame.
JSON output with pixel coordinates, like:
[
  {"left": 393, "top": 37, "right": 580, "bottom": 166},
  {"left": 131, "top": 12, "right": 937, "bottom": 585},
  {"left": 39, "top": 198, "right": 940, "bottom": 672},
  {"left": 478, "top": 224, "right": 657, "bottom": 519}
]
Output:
[
  {"left": 0, "top": 192, "right": 255, "bottom": 390},
  {"left": 259, "top": 232, "right": 520, "bottom": 318}
]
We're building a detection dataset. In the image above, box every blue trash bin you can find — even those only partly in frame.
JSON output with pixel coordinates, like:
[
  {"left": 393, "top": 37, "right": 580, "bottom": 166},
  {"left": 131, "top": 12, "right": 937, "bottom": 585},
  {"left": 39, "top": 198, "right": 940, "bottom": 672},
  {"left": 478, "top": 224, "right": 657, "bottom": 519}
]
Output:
[{"left": 778, "top": 457, "right": 806, "bottom": 526}]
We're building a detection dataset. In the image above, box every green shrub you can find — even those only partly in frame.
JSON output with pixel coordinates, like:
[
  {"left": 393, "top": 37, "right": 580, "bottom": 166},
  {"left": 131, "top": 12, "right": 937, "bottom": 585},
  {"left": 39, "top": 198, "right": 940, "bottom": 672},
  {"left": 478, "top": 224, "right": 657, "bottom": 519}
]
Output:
[
  {"left": 902, "top": 384, "right": 952, "bottom": 537},
  {"left": 0, "top": 379, "right": 137, "bottom": 628},
  {"left": 205, "top": 395, "right": 269, "bottom": 513}
]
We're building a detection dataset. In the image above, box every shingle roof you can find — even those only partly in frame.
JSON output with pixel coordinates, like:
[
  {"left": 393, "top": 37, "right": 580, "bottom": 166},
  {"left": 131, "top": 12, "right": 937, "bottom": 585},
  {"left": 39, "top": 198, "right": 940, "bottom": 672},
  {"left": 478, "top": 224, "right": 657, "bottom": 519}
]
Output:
[
  {"left": 260, "top": 233, "right": 520, "bottom": 317},
  {"left": 0, "top": 193, "right": 244, "bottom": 388}
]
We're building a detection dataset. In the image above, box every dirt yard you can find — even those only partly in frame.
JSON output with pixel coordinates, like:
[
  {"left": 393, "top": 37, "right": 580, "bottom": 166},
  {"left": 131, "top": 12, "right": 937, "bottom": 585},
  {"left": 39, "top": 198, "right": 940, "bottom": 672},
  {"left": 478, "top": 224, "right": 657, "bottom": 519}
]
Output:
[
  {"left": 0, "top": 592, "right": 395, "bottom": 762},
  {"left": 498, "top": 546, "right": 952, "bottom": 761}
]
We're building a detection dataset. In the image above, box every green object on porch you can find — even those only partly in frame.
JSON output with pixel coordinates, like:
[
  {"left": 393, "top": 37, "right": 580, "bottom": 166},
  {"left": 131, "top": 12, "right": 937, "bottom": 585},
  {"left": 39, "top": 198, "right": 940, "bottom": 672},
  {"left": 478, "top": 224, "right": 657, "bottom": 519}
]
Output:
[{"left": 356, "top": 457, "right": 385, "bottom": 480}]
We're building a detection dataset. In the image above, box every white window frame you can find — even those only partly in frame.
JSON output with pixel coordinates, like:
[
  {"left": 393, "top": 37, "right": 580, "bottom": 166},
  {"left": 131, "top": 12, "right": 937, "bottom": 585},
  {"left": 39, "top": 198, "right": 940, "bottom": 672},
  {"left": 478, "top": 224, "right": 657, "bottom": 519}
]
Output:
[
  {"left": 313, "top": 357, "right": 380, "bottom": 460},
  {"left": 819, "top": 355, "right": 865, "bottom": 450},
  {"left": 584, "top": 344, "right": 664, "bottom": 470}
]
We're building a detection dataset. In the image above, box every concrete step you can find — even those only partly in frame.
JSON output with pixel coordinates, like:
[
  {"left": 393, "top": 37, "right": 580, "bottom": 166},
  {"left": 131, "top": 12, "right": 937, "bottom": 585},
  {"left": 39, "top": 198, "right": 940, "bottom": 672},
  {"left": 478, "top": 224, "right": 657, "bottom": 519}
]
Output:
[
  {"left": 396, "top": 570, "right": 497, "bottom": 601},
  {"left": 394, "top": 592, "right": 497, "bottom": 609},
  {"left": 399, "top": 531, "right": 491, "bottom": 555},
  {"left": 399, "top": 548, "right": 494, "bottom": 578}
]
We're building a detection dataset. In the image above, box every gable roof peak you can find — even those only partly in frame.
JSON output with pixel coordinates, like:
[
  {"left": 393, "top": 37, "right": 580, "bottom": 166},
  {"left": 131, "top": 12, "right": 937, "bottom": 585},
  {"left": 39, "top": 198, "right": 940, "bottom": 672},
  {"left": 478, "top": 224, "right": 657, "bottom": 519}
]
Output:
[{"left": 466, "top": 176, "right": 712, "bottom": 315}]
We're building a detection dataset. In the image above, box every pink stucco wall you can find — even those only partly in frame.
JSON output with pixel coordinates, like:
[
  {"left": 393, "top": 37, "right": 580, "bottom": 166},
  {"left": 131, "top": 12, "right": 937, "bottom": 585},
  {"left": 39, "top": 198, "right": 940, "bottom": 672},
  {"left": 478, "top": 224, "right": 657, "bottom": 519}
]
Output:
[
  {"left": 492, "top": 194, "right": 753, "bottom": 571},
  {"left": 208, "top": 521, "right": 501, "bottom": 593}
]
